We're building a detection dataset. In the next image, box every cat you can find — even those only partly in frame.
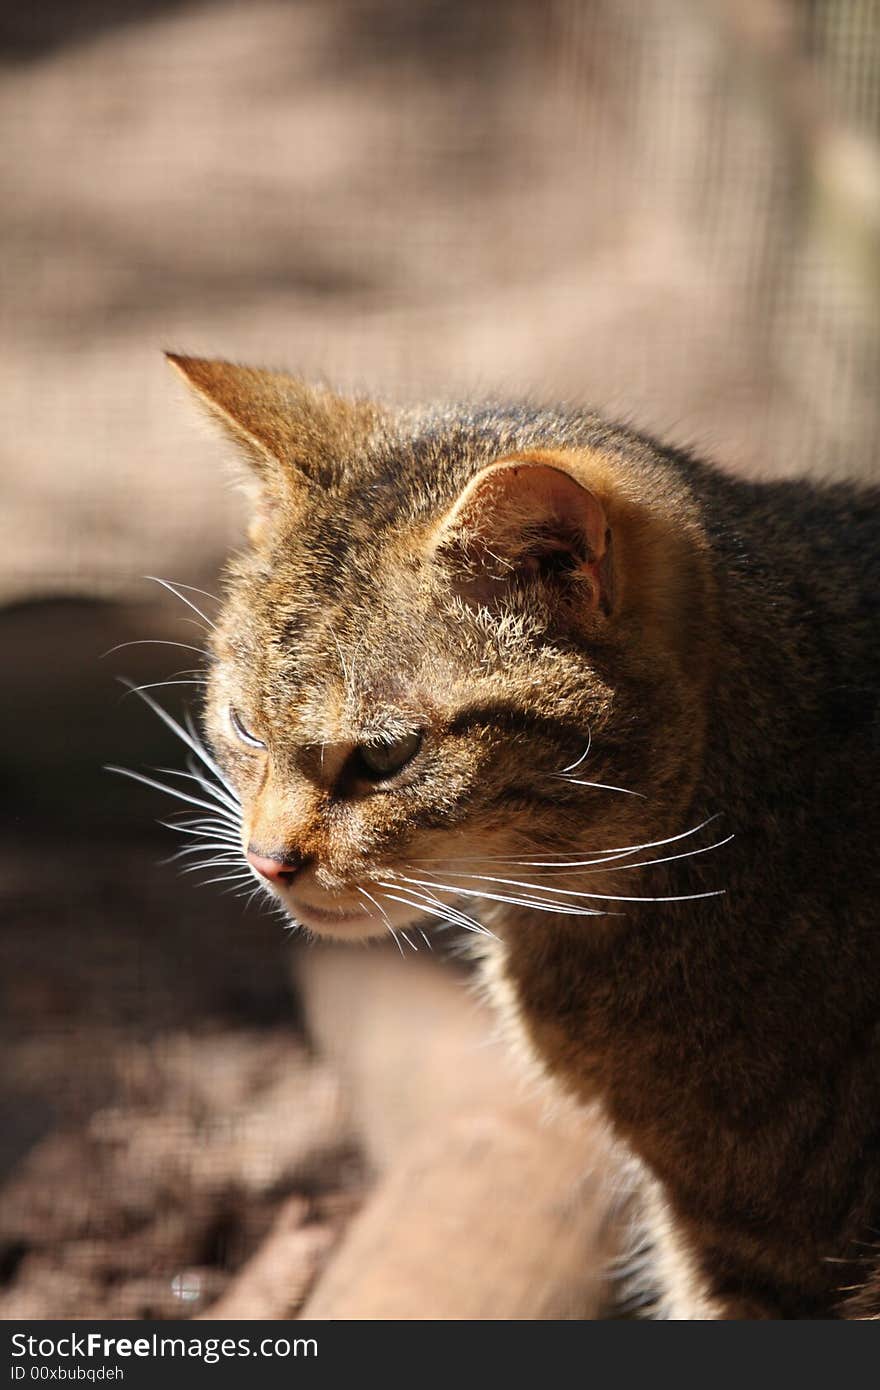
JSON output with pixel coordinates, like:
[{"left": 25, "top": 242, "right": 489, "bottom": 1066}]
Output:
[{"left": 155, "top": 352, "right": 880, "bottom": 1319}]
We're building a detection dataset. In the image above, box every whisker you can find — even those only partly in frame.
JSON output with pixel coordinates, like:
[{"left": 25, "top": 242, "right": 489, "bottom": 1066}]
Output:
[
  {"left": 146, "top": 575, "right": 217, "bottom": 630},
  {"left": 401, "top": 869, "right": 725, "bottom": 907},
  {"left": 157, "top": 766, "right": 241, "bottom": 816},
  {"left": 106, "top": 765, "right": 241, "bottom": 824},
  {"left": 156, "top": 578, "right": 220, "bottom": 604},
  {"left": 387, "top": 875, "right": 606, "bottom": 917},
  {"left": 183, "top": 711, "right": 238, "bottom": 795},
  {"left": 415, "top": 833, "right": 733, "bottom": 882},
  {"left": 120, "top": 678, "right": 208, "bottom": 700},
  {"left": 552, "top": 774, "right": 646, "bottom": 799},
  {"left": 101, "top": 639, "right": 209, "bottom": 659},
  {"left": 357, "top": 885, "right": 392, "bottom": 927},
  {"left": 560, "top": 729, "right": 591, "bottom": 774},
  {"left": 199, "top": 870, "right": 256, "bottom": 887},
  {"left": 330, "top": 632, "right": 352, "bottom": 699},
  {"left": 523, "top": 834, "right": 735, "bottom": 877},
  {"left": 181, "top": 858, "right": 247, "bottom": 875},
  {"left": 387, "top": 926, "right": 406, "bottom": 957},
  {"left": 162, "top": 841, "right": 241, "bottom": 863},
  {"left": 357, "top": 886, "right": 410, "bottom": 958},
  {"left": 457, "top": 815, "right": 727, "bottom": 869},
  {"left": 404, "top": 818, "right": 722, "bottom": 868},
  {"left": 379, "top": 889, "right": 473, "bottom": 934},
  {"left": 117, "top": 682, "right": 232, "bottom": 794},
  {"left": 377, "top": 885, "right": 499, "bottom": 939},
  {"left": 552, "top": 728, "right": 645, "bottom": 797},
  {"left": 177, "top": 839, "right": 243, "bottom": 861},
  {"left": 409, "top": 882, "right": 499, "bottom": 940},
  {"left": 159, "top": 818, "right": 240, "bottom": 841},
  {"left": 173, "top": 843, "right": 243, "bottom": 861},
  {"left": 173, "top": 615, "right": 217, "bottom": 636},
  {"left": 178, "top": 856, "right": 245, "bottom": 874}
]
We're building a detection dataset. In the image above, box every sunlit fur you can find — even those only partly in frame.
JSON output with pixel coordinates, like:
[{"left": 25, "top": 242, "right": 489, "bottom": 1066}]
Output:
[{"left": 139, "top": 355, "right": 879, "bottom": 1319}]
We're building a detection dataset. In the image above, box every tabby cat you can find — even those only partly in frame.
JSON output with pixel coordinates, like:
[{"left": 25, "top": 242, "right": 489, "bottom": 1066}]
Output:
[{"left": 155, "top": 354, "right": 880, "bottom": 1319}]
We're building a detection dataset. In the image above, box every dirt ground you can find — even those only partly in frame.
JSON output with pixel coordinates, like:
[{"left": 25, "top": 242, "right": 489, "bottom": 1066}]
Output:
[
  {"left": 0, "top": 833, "right": 367, "bottom": 1319},
  {"left": 0, "top": 594, "right": 369, "bottom": 1319}
]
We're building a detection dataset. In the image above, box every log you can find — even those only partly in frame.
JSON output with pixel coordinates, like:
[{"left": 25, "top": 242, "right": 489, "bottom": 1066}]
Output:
[{"left": 296, "top": 944, "right": 616, "bottom": 1319}]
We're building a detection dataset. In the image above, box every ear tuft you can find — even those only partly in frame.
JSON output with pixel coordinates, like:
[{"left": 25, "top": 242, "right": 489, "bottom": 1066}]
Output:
[{"left": 434, "top": 454, "right": 614, "bottom": 616}]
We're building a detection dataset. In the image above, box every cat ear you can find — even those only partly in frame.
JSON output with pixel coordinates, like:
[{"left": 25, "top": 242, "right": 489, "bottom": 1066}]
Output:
[
  {"left": 434, "top": 454, "right": 614, "bottom": 616},
  {"left": 167, "top": 354, "right": 300, "bottom": 473},
  {"left": 165, "top": 353, "right": 379, "bottom": 486}
]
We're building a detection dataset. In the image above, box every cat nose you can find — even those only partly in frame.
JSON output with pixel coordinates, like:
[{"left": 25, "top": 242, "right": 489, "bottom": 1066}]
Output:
[{"left": 246, "top": 847, "right": 306, "bottom": 886}]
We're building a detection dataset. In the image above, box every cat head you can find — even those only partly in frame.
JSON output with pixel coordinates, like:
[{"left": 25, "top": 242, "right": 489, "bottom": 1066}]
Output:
[{"left": 168, "top": 354, "right": 713, "bottom": 942}]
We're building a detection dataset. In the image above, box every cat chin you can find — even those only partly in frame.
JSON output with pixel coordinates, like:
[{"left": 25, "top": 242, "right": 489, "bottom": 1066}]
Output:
[
  {"left": 296, "top": 916, "right": 402, "bottom": 944},
  {"left": 278, "top": 890, "right": 426, "bottom": 943}
]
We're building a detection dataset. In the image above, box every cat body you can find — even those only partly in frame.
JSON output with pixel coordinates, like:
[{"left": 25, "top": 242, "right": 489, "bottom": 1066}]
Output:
[
  {"left": 494, "top": 452, "right": 880, "bottom": 1318},
  {"left": 166, "top": 356, "right": 880, "bottom": 1318}
]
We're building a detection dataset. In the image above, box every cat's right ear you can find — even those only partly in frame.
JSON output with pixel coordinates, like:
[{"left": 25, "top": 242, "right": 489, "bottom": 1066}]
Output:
[
  {"left": 165, "top": 354, "right": 311, "bottom": 479},
  {"left": 166, "top": 353, "right": 382, "bottom": 478},
  {"left": 166, "top": 353, "right": 381, "bottom": 540},
  {"left": 166, "top": 353, "right": 303, "bottom": 542}
]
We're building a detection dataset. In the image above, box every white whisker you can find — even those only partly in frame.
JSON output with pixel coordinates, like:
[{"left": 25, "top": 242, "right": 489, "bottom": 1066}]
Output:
[
  {"left": 528, "top": 834, "right": 735, "bottom": 877},
  {"left": 117, "top": 682, "right": 232, "bottom": 797},
  {"left": 378, "top": 886, "right": 499, "bottom": 939},
  {"left": 146, "top": 575, "right": 217, "bottom": 630},
  {"left": 121, "top": 678, "right": 207, "bottom": 699},
  {"left": 409, "top": 882, "right": 499, "bottom": 940},
  {"left": 102, "top": 639, "right": 209, "bottom": 659},
  {"left": 106, "top": 765, "right": 240, "bottom": 824},
  {"left": 159, "top": 818, "right": 239, "bottom": 842},
  {"left": 553, "top": 728, "right": 645, "bottom": 796},
  {"left": 498, "top": 815, "right": 724, "bottom": 868},
  {"left": 157, "top": 766, "right": 241, "bottom": 816},
  {"left": 404, "top": 818, "right": 722, "bottom": 868},
  {"left": 199, "top": 871, "right": 255, "bottom": 886},
  {"left": 181, "top": 860, "right": 247, "bottom": 876},
  {"left": 183, "top": 712, "right": 238, "bottom": 795},
  {"left": 560, "top": 729, "right": 592, "bottom": 774},
  {"left": 356, "top": 886, "right": 406, "bottom": 956},
  {"left": 553, "top": 774, "right": 646, "bottom": 799},
  {"left": 156, "top": 578, "right": 220, "bottom": 603},
  {"left": 162, "top": 842, "right": 242, "bottom": 863},
  {"left": 400, "top": 869, "right": 724, "bottom": 907}
]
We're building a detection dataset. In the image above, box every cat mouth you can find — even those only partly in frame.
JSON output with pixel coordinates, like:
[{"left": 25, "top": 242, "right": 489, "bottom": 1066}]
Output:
[
  {"left": 290, "top": 897, "right": 372, "bottom": 928},
  {"left": 280, "top": 885, "right": 429, "bottom": 941}
]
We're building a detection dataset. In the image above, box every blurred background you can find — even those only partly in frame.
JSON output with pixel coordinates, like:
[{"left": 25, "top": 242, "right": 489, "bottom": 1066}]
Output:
[{"left": 2, "top": 0, "right": 879, "bottom": 1319}]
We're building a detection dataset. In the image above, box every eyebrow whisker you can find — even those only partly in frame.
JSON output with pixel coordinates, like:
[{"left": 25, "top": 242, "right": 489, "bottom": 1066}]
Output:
[{"left": 146, "top": 575, "right": 217, "bottom": 630}]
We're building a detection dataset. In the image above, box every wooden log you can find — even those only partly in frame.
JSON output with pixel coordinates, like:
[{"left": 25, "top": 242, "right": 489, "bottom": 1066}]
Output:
[{"left": 296, "top": 944, "right": 617, "bottom": 1320}]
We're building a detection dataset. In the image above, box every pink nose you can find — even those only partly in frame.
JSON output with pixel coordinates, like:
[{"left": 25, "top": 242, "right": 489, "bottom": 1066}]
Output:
[{"left": 246, "top": 849, "right": 304, "bottom": 886}]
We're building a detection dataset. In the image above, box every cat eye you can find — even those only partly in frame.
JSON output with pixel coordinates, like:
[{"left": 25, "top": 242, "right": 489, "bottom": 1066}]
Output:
[
  {"left": 354, "top": 731, "right": 422, "bottom": 781},
  {"left": 229, "top": 706, "right": 267, "bottom": 750}
]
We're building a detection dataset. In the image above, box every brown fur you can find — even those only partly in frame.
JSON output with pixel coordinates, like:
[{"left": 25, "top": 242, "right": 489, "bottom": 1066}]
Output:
[{"left": 168, "top": 354, "right": 880, "bottom": 1319}]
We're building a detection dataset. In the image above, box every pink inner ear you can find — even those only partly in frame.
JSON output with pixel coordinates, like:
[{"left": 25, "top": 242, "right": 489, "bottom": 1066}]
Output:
[{"left": 440, "top": 459, "right": 612, "bottom": 613}]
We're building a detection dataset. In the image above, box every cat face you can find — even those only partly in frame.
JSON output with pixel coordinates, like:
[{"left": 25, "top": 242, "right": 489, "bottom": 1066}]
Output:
[{"left": 170, "top": 356, "right": 712, "bottom": 942}]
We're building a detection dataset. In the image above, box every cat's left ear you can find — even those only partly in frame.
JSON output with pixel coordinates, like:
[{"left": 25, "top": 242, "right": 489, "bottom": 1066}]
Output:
[{"left": 433, "top": 453, "right": 614, "bottom": 617}]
